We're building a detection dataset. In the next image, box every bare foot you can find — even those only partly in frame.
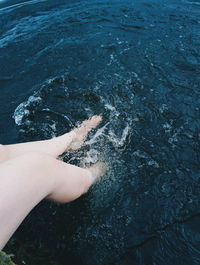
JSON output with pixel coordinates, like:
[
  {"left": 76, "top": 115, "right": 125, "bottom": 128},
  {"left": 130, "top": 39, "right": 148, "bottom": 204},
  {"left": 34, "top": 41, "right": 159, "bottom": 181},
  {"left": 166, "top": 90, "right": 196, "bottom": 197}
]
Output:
[
  {"left": 69, "top": 115, "right": 102, "bottom": 150},
  {"left": 88, "top": 162, "right": 107, "bottom": 183}
]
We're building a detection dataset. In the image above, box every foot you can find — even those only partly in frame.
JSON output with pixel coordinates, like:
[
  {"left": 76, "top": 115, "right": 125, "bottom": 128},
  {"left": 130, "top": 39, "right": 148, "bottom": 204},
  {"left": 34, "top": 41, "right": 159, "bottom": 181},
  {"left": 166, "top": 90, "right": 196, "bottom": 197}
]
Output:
[
  {"left": 69, "top": 115, "right": 102, "bottom": 150},
  {"left": 88, "top": 162, "right": 107, "bottom": 183}
]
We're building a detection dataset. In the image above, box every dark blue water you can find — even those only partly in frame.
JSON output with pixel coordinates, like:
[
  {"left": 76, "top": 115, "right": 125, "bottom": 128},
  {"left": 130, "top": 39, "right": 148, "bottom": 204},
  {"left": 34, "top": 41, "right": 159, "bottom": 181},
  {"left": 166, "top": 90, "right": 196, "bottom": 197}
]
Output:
[{"left": 0, "top": 0, "right": 200, "bottom": 264}]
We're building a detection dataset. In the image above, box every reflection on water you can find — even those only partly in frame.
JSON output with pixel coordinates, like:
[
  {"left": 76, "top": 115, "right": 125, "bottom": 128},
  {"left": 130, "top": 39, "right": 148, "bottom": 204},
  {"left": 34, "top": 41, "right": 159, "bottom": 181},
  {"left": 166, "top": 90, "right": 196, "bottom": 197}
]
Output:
[{"left": 0, "top": 0, "right": 200, "bottom": 264}]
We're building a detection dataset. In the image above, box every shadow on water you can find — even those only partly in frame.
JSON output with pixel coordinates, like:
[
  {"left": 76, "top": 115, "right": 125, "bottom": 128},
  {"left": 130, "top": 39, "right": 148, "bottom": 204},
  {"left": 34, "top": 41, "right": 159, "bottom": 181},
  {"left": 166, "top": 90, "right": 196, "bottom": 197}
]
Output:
[{"left": 0, "top": 0, "right": 200, "bottom": 264}]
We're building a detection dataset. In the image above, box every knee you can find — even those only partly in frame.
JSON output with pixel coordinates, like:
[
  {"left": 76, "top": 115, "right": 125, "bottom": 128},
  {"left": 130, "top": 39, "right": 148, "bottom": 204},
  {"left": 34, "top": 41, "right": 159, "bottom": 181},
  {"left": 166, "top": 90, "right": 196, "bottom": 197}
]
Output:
[{"left": 13, "top": 151, "right": 56, "bottom": 192}]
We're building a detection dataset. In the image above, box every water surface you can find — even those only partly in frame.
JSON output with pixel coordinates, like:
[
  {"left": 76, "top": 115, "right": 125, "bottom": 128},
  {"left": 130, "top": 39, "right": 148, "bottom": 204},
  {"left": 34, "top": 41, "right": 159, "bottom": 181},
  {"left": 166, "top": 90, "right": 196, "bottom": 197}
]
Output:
[{"left": 0, "top": 0, "right": 200, "bottom": 264}]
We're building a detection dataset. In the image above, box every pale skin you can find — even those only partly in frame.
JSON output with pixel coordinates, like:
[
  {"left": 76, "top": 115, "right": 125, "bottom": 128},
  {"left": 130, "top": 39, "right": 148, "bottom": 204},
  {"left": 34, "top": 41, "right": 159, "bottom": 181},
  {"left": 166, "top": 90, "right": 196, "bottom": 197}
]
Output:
[{"left": 0, "top": 115, "right": 106, "bottom": 250}]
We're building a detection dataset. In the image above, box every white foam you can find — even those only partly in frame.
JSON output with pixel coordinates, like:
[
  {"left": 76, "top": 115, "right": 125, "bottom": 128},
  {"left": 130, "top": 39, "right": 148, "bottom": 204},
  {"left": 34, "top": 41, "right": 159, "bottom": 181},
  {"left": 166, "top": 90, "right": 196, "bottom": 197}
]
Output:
[
  {"left": 0, "top": 0, "right": 47, "bottom": 12},
  {"left": 13, "top": 95, "right": 42, "bottom": 125},
  {"left": 147, "top": 159, "right": 159, "bottom": 168},
  {"left": 159, "top": 104, "right": 168, "bottom": 113},
  {"left": 104, "top": 103, "right": 116, "bottom": 111},
  {"left": 82, "top": 149, "right": 99, "bottom": 165},
  {"left": 107, "top": 122, "right": 131, "bottom": 148},
  {"left": 133, "top": 150, "right": 159, "bottom": 168},
  {"left": 163, "top": 122, "right": 172, "bottom": 133}
]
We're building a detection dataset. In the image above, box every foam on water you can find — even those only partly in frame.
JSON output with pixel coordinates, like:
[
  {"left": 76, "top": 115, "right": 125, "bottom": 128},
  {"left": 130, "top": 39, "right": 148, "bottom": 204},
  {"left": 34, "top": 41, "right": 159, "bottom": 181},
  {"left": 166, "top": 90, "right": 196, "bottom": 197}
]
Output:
[
  {"left": 0, "top": 0, "right": 48, "bottom": 13},
  {"left": 13, "top": 95, "right": 43, "bottom": 126},
  {"left": 107, "top": 122, "right": 131, "bottom": 148}
]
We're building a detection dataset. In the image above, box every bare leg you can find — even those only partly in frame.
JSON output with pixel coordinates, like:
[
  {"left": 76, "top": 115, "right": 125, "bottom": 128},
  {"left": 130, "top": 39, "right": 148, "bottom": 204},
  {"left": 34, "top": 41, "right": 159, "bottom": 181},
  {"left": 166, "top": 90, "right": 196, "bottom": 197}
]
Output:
[
  {"left": 0, "top": 152, "right": 105, "bottom": 250},
  {"left": 0, "top": 116, "right": 102, "bottom": 162}
]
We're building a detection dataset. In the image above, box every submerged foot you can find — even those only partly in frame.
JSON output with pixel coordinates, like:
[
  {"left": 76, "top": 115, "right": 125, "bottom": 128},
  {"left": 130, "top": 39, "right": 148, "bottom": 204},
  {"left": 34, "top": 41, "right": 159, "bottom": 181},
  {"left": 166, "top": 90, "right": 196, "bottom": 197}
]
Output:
[
  {"left": 69, "top": 115, "right": 102, "bottom": 150},
  {"left": 88, "top": 162, "right": 107, "bottom": 183}
]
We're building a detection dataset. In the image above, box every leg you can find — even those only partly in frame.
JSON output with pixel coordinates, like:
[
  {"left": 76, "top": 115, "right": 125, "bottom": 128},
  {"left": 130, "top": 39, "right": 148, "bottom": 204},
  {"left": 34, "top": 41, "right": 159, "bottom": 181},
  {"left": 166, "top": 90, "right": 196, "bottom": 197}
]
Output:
[
  {"left": 0, "top": 152, "right": 105, "bottom": 250},
  {"left": 0, "top": 116, "right": 102, "bottom": 163},
  {"left": 0, "top": 145, "right": 8, "bottom": 163}
]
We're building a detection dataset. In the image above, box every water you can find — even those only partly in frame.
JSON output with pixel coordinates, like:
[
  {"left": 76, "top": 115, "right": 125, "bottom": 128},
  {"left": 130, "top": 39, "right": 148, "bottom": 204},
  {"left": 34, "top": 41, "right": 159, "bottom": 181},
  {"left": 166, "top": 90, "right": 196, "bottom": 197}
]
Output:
[{"left": 0, "top": 0, "right": 200, "bottom": 264}]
